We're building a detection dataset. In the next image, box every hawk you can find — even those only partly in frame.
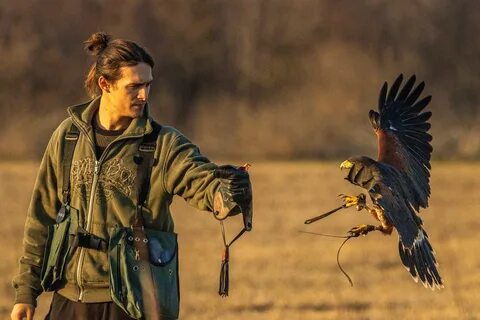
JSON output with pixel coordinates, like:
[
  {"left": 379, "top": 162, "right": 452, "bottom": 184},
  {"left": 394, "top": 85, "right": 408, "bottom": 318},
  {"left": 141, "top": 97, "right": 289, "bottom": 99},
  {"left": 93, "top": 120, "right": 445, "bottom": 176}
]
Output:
[{"left": 333, "top": 74, "right": 442, "bottom": 289}]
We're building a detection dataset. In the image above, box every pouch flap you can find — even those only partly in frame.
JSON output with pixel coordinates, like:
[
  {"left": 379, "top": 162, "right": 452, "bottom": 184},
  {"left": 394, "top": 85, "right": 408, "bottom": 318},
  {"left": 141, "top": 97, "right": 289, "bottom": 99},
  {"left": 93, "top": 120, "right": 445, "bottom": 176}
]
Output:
[{"left": 145, "top": 230, "right": 177, "bottom": 266}]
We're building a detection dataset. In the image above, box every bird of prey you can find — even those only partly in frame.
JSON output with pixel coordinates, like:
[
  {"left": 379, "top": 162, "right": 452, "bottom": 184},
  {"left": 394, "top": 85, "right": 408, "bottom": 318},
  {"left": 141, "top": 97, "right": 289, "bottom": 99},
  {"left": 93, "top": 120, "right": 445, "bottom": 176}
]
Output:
[{"left": 311, "top": 74, "right": 443, "bottom": 289}]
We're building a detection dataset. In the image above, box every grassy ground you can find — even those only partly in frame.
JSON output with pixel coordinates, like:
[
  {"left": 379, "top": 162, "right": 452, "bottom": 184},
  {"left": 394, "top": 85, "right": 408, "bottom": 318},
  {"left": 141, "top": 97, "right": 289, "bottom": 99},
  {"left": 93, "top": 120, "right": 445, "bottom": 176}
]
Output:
[{"left": 0, "top": 161, "right": 479, "bottom": 319}]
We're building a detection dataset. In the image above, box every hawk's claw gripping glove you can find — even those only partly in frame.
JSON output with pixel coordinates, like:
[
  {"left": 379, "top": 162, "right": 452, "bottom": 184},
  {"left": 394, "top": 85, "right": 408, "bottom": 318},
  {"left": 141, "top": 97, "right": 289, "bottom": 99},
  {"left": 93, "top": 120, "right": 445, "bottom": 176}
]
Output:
[{"left": 213, "top": 164, "right": 253, "bottom": 231}]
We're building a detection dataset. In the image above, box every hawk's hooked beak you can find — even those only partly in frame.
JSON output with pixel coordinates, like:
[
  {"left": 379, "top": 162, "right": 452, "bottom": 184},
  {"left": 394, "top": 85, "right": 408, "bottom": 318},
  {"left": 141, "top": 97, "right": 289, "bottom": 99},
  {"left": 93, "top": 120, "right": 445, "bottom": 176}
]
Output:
[{"left": 340, "top": 160, "right": 353, "bottom": 170}]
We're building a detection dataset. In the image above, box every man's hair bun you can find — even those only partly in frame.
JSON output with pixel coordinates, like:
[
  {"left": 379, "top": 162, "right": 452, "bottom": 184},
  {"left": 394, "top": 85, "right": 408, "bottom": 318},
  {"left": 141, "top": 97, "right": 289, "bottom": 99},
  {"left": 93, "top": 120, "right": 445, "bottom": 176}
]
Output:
[
  {"left": 84, "top": 32, "right": 154, "bottom": 97},
  {"left": 84, "top": 32, "right": 111, "bottom": 56}
]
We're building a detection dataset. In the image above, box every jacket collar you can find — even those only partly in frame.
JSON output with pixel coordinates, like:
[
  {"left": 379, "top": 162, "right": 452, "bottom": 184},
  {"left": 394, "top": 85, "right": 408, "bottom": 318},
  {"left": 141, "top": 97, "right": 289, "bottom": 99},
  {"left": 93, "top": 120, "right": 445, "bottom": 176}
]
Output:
[{"left": 67, "top": 96, "right": 153, "bottom": 137}]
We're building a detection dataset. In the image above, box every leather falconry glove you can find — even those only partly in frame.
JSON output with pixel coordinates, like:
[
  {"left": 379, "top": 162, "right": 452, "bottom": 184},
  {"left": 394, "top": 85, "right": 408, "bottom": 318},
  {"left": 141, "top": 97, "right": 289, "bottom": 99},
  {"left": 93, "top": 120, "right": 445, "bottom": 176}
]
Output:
[{"left": 213, "top": 164, "right": 252, "bottom": 230}]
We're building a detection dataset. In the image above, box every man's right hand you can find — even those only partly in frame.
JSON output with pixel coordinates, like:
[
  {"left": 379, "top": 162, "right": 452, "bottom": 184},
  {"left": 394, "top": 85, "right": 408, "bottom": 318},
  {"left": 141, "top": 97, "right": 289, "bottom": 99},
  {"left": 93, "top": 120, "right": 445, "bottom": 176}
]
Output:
[{"left": 11, "top": 303, "right": 35, "bottom": 320}]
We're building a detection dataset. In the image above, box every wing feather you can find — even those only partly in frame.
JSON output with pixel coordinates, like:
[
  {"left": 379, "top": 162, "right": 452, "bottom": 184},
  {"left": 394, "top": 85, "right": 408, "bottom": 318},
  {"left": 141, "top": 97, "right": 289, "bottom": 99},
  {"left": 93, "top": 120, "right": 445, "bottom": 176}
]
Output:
[
  {"left": 404, "top": 81, "right": 425, "bottom": 106},
  {"left": 397, "top": 75, "right": 416, "bottom": 101},
  {"left": 386, "top": 74, "right": 403, "bottom": 103},
  {"left": 401, "top": 140, "right": 432, "bottom": 163},
  {"left": 403, "top": 122, "right": 431, "bottom": 131},
  {"left": 404, "top": 111, "right": 432, "bottom": 124},
  {"left": 378, "top": 82, "right": 388, "bottom": 111},
  {"left": 399, "top": 242, "right": 418, "bottom": 279},
  {"left": 408, "top": 96, "right": 432, "bottom": 115}
]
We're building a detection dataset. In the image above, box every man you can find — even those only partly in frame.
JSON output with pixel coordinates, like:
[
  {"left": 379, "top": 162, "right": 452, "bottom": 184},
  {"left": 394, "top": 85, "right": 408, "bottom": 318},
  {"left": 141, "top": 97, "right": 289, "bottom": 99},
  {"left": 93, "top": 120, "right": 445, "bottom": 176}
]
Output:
[{"left": 11, "top": 32, "right": 252, "bottom": 320}]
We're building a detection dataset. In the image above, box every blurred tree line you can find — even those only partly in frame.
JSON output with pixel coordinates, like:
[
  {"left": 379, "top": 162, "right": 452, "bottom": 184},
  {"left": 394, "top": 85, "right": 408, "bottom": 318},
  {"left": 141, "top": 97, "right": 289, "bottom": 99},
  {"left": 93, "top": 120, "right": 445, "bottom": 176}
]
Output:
[{"left": 0, "top": 0, "right": 478, "bottom": 160}]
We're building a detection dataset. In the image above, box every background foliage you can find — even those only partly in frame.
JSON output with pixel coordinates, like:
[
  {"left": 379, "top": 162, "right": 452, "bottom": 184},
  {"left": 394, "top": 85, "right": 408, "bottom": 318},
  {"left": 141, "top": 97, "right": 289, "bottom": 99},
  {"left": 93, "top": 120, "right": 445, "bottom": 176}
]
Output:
[{"left": 0, "top": 0, "right": 478, "bottom": 159}]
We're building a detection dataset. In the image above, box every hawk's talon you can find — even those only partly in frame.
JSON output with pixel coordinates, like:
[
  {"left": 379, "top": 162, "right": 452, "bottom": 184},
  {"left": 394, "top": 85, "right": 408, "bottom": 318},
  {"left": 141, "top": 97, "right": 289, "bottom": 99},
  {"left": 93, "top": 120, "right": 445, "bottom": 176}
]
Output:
[
  {"left": 338, "top": 193, "right": 367, "bottom": 211},
  {"left": 348, "top": 224, "right": 375, "bottom": 237}
]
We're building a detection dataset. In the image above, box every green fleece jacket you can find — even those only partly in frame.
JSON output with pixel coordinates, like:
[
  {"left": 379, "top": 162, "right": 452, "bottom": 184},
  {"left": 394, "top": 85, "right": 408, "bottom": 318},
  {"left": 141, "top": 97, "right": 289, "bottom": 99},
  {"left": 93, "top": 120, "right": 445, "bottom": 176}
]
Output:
[{"left": 12, "top": 97, "right": 220, "bottom": 306}]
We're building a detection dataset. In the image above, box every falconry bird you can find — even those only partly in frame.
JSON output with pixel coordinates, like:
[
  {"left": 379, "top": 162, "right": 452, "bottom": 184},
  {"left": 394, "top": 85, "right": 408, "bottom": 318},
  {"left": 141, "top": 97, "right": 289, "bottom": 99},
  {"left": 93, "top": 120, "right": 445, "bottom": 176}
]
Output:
[{"left": 324, "top": 74, "right": 442, "bottom": 289}]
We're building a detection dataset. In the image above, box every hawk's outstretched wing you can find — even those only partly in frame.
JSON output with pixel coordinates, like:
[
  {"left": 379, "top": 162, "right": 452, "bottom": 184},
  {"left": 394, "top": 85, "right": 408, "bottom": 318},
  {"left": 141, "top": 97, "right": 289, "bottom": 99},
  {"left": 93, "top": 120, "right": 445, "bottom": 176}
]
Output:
[
  {"left": 368, "top": 75, "right": 442, "bottom": 289},
  {"left": 369, "top": 74, "right": 432, "bottom": 210}
]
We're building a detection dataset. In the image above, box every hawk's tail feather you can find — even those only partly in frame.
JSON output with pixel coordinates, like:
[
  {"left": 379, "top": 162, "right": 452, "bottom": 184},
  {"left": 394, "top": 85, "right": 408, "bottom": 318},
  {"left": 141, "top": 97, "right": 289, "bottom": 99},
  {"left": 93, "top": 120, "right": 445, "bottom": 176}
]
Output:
[{"left": 398, "top": 231, "right": 444, "bottom": 290}]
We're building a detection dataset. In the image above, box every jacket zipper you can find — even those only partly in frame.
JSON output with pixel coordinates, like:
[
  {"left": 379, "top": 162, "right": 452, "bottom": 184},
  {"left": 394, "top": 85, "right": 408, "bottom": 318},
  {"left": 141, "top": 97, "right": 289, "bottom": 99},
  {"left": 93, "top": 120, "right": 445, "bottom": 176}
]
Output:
[
  {"left": 72, "top": 117, "right": 146, "bottom": 301},
  {"left": 76, "top": 159, "right": 100, "bottom": 301}
]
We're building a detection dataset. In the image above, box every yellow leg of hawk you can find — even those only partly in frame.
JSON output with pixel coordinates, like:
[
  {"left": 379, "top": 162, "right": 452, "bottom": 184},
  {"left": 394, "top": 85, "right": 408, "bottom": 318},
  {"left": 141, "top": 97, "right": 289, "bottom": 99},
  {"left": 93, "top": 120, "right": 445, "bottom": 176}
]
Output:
[{"left": 337, "top": 193, "right": 394, "bottom": 237}]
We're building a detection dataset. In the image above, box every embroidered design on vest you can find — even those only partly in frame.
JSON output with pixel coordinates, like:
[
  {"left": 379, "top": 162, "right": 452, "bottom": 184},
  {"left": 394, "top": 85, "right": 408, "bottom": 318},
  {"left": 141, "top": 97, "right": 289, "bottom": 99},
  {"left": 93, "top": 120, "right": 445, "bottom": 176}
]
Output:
[{"left": 71, "top": 158, "right": 136, "bottom": 200}]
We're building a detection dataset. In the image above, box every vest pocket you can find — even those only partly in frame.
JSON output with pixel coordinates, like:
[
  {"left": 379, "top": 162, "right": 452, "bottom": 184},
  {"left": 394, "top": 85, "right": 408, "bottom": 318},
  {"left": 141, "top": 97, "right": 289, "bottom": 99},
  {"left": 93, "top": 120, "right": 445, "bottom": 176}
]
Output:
[{"left": 40, "top": 206, "right": 79, "bottom": 291}]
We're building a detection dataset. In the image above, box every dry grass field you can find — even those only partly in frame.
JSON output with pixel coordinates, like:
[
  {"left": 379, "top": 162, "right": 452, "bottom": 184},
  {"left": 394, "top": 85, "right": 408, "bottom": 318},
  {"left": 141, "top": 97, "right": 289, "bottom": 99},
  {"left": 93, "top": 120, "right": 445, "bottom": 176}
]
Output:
[{"left": 0, "top": 161, "right": 479, "bottom": 319}]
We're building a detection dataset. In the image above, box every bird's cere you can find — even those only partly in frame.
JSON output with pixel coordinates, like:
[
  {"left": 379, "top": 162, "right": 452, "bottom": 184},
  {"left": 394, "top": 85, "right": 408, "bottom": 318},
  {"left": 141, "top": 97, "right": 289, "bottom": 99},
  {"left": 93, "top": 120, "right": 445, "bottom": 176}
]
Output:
[{"left": 340, "top": 160, "right": 353, "bottom": 170}]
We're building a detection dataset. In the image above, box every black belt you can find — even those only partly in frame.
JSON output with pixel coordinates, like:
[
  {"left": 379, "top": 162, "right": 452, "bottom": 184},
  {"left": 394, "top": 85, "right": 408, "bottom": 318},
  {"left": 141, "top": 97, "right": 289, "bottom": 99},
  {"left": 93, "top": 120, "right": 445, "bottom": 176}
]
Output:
[{"left": 70, "top": 227, "right": 108, "bottom": 252}]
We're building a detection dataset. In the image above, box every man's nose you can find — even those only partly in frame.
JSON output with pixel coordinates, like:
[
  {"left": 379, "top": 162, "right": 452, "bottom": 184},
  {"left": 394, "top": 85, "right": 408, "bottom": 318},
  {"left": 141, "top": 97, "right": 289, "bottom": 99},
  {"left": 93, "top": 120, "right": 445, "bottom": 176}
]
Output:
[{"left": 137, "top": 87, "right": 149, "bottom": 101}]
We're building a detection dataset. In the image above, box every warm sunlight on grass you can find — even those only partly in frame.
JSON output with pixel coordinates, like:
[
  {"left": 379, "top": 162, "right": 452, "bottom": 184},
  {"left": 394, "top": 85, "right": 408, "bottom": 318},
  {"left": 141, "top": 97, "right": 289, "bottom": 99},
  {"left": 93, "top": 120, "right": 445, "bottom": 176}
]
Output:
[{"left": 1, "top": 161, "right": 478, "bottom": 319}]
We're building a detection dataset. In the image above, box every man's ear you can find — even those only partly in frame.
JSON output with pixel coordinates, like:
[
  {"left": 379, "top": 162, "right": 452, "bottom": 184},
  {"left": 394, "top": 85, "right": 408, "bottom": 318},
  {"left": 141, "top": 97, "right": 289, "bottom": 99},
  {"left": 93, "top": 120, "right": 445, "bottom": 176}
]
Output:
[{"left": 98, "top": 76, "right": 111, "bottom": 93}]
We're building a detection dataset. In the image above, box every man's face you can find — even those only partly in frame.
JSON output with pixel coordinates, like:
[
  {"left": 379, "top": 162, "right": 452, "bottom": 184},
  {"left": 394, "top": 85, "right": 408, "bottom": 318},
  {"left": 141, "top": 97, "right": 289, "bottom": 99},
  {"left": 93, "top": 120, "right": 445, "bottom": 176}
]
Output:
[{"left": 106, "top": 62, "right": 153, "bottom": 119}]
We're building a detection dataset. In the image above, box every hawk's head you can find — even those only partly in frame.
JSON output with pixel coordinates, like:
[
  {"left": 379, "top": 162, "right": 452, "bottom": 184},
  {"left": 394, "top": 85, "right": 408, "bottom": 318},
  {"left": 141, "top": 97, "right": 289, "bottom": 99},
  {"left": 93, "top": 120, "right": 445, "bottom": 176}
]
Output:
[{"left": 340, "top": 156, "right": 377, "bottom": 190}]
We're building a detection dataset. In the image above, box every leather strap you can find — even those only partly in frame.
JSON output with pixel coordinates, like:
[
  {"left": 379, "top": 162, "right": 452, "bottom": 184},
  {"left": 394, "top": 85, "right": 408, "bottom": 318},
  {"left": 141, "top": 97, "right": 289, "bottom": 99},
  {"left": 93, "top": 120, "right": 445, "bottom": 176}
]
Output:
[
  {"left": 70, "top": 227, "right": 108, "bottom": 252},
  {"left": 132, "top": 122, "right": 161, "bottom": 228},
  {"left": 132, "top": 122, "right": 161, "bottom": 261},
  {"left": 62, "top": 124, "right": 79, "bottom": 205}
]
